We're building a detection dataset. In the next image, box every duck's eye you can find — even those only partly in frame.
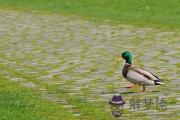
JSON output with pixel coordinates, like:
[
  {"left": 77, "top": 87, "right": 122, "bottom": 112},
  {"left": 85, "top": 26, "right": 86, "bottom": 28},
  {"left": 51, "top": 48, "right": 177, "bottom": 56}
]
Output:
[{"left": 121, "top": 53, "right": 125, "bottom": 57}]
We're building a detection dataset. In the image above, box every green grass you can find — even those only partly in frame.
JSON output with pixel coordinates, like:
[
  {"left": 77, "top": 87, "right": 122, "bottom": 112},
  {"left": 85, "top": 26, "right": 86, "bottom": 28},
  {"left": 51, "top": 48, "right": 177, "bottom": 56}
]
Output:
[
  {"left": 0, "top": 63, "right": 114, "bottom": 120},
  {"left": 0, "top": 0, "right": 180, "bottom": 30},
  {"left": 0, "top": 75, "right": 78, "bottom": 120}
]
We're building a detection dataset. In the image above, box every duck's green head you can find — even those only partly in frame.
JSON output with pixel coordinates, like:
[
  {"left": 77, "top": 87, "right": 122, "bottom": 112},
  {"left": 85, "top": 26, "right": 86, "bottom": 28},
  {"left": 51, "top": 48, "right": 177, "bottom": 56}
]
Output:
[{"left": 121, "top": 51, "right": 132, "bottom": 64}]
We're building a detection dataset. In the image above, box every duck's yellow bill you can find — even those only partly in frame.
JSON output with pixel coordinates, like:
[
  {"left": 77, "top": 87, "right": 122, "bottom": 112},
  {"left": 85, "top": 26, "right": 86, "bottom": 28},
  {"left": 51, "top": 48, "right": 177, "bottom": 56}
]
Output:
[{"left": 116, "top": 55, "right": 123, "bottom": 62}]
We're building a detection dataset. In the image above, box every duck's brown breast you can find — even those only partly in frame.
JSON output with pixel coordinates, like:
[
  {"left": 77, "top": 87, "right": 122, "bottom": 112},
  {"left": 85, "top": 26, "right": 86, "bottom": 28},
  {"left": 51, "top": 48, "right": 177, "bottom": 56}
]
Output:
[{"left": 122, "top": 64, "right": 132, "bottom": 78}]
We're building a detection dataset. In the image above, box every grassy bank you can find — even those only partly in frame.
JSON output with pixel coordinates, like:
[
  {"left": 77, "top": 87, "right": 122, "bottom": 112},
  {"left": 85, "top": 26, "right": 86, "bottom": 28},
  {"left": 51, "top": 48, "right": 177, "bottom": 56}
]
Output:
[
  {"left": 0, "top": 75, "right": 78, "bottom": 120},
  {"left": 0, "top": 0, "right": 180, "bottom": 30}
]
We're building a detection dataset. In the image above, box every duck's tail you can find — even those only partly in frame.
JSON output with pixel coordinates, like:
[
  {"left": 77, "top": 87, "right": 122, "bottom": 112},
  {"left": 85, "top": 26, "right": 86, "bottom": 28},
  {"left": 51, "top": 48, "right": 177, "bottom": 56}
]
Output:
[{"left": 154, "top": 79, "right": 165, "bottom": 85}]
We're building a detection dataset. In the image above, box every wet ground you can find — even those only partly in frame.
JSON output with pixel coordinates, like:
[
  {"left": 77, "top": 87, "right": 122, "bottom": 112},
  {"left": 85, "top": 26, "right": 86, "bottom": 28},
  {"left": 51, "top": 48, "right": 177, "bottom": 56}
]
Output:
[{"left": 0, "top": 10, "right": 179, "bottom": 119}]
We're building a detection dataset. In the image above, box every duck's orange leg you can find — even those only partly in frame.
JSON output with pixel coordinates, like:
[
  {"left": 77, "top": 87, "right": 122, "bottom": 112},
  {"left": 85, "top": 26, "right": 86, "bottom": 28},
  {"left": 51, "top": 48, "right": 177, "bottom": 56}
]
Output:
[{"left": 141, "top": 85, "right": 146, "bottom": 92}]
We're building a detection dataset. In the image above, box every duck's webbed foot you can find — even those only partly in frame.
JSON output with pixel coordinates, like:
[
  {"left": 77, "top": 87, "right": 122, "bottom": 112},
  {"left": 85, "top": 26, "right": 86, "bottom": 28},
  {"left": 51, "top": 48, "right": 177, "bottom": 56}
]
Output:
[{"left": 125, "top": 83, "right": 137, "bottom": 88}]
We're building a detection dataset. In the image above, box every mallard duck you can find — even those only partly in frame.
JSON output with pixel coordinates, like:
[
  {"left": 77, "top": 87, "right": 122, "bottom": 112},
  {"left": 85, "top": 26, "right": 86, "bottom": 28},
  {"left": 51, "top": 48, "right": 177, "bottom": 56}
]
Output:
[{"left": 121, "top": 51, "right": 164, "bottom": 92}]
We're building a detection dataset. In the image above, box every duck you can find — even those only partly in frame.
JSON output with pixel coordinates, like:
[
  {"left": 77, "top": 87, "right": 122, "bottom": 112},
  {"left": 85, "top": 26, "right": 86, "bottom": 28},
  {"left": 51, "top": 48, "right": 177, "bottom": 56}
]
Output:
[{"left": 120, "top": 51, "right": 164, "bottom": 92}]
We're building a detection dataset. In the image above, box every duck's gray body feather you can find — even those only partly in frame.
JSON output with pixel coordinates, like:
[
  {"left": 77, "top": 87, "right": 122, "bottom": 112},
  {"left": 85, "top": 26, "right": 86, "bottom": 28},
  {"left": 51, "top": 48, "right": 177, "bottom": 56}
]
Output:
[
  {"left": 122, "top": 63, "right": 163, "bottom": 86},
  {"left": 126, "top": 70, "right": 155, "bottom": 85}
]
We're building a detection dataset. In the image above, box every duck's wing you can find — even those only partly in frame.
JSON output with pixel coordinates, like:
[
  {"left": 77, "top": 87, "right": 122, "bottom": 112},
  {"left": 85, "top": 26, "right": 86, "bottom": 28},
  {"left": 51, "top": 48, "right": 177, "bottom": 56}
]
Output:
[{"left": 130, "top": 67, "right": 158, "bottom": 80}]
